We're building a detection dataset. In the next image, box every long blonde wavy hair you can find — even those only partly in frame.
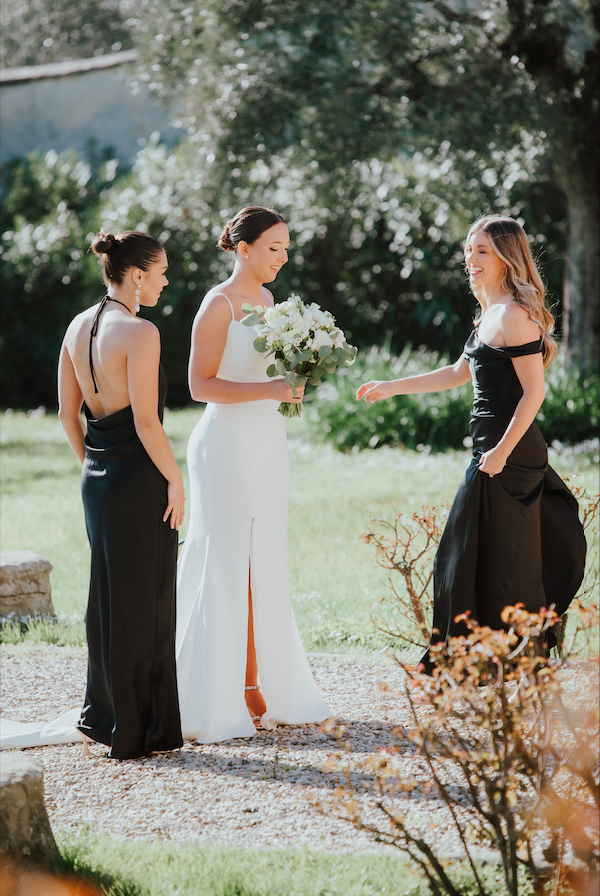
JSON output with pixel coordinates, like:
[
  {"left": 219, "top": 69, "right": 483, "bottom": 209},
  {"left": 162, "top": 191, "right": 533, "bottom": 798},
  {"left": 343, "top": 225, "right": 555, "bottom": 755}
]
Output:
[{"left": 466, "top": 214, "right": 557, "bottom": 368}]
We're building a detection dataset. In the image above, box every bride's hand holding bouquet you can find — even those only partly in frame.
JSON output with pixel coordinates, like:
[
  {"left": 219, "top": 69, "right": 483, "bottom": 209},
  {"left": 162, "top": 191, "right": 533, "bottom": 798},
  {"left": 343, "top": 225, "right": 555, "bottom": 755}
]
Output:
[{"left": 242, "top": 293, "right": 358, "bottom": 417}]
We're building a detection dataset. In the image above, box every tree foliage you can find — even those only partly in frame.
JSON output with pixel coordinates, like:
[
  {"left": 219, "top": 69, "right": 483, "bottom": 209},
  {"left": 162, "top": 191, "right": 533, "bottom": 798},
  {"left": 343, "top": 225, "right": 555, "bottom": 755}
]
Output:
[
  {"left": 2, "top": 0, "right": 598, "bottom": 406},
  {"left": 0, "top": 0, "right": 135, "bottom": 68},
  {"left": 131, "top": 0, "right": 599, "bottom": 371}
]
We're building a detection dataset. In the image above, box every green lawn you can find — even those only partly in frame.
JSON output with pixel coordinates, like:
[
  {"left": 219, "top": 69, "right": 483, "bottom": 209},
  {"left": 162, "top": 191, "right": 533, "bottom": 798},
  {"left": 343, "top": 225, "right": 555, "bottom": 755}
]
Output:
[
  {"left": 52, "top": 828, "right": 512, "bottom": 896},
  {"left": 1, "top": 408, "right": 597, "bottom": 652}
]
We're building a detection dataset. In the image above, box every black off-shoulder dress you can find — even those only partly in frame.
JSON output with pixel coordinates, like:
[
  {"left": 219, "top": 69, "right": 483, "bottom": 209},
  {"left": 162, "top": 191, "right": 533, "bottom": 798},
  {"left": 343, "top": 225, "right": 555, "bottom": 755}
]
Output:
[
  {"left": 420, "top": 331, "right": 586, "bottom": 672},
  {"left": 77, "top": 299, "right": 183, "bottom": 758}
]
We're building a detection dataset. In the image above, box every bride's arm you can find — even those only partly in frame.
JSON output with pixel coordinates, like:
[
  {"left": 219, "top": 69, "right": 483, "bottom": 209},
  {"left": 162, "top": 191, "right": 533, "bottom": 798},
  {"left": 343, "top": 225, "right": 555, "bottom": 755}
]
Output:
[{"left": 188, "top": 295, "right": 303, "bottom": 404}]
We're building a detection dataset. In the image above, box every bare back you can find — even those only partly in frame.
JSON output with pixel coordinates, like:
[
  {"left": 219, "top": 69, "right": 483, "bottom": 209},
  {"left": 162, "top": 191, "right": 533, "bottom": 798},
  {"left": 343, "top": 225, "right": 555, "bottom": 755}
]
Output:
[{"left": 63, "top": 302, "right": 154, "bottom": 419}]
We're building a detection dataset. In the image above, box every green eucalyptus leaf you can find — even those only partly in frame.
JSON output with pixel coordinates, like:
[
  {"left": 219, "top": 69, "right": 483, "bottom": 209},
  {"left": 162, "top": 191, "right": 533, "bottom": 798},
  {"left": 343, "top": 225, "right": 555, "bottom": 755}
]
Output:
[
  {"left": 275, "top": 358, "right": 287, "bottom": 376},
  {"left": 254, "top": 338, "right": 268, "bottom": 352},
  {"left": 241, "top": 313, "right": 259, "bottom": 327},
  {"left": 266, "top": 364, "right": 277, "bottom": 377},
  {"left": 318, "top": 345, "right": 333, "bottom": 358}
]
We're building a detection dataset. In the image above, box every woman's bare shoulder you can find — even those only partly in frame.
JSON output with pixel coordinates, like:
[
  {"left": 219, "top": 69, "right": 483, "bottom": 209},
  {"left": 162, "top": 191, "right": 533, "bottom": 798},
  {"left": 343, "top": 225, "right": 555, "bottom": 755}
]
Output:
[
  {"left": 128, "top": 316, "right": 159, "bottom": 341},
  {"left": 63, "top": 304, "right": 98, "bottom": 345},
  {"left": 194, "top": 287, "right": 234, "bottom": 323},
  {"left": 502, "top": 302, "right": 541, "bottom": 343}
]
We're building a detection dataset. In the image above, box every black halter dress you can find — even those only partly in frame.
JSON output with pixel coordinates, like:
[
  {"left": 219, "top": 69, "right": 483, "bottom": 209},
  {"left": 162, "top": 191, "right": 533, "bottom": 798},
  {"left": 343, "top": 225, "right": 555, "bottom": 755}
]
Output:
[
  {"left": 77, "top": 298, "right": 183, "bottom": 758},
  {"left": 420, "top": 331, "right": 586, "bottom": 672}
]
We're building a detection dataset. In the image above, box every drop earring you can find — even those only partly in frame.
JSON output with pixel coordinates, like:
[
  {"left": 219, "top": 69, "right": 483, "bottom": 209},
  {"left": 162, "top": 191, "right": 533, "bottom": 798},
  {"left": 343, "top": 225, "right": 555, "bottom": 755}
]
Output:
[{"left": 135, "top": 283, "right": 141, "bottom": 313}]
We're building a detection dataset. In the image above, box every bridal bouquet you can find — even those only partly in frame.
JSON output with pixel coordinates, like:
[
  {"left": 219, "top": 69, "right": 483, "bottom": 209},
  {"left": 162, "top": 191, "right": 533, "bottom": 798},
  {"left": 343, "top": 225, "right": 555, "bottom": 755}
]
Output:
[{"left": 241, "top": 293, "right": 358, "bottom": 417}]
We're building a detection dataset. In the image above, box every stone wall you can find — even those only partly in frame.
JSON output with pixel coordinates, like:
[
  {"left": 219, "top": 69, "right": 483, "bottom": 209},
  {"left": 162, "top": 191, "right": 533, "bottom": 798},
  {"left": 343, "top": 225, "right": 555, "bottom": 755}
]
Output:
[{"left": 0, "top": 50, "right": 183, "bottom": 167}]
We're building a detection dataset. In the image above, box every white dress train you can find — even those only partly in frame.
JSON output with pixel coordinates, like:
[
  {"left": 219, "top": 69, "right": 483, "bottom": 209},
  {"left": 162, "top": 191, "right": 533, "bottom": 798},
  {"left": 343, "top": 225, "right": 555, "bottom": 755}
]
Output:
[
  {"left": 0, "top": 709, "right": 83, "bottom": 749},
  {"left": 175, "top": 296, "right": 330, "bottom": 743}
]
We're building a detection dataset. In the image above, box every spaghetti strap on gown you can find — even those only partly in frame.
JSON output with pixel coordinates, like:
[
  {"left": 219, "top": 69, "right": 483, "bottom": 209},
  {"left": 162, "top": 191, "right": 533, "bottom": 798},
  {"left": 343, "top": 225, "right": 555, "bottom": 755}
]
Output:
[
  {"left": 421, "top": 331, "right": 586, "bottom": 672},
  {"left": 175, "top": 296, "right": 330, "bottom": 743}
]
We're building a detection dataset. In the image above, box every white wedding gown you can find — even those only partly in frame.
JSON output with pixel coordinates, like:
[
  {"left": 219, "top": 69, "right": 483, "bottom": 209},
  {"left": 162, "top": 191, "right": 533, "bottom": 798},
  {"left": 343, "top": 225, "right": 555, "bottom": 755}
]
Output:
[{"left": 175, "top": 296, "right": 330, "bottom": 743}]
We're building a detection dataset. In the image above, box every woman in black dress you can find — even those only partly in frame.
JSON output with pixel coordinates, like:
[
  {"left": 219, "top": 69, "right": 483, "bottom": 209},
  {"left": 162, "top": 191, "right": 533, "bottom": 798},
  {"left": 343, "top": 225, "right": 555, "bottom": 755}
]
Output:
[
  {"left": 357, "top": 215, "right": 586, "bottom": 670},
  {"left": 58, "top": 230, "right": 185, "bottom": 758}
]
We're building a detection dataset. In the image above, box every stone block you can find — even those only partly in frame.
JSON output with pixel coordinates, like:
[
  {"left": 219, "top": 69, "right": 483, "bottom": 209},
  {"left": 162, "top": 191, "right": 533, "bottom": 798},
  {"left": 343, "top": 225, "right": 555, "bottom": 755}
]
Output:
[
  {"left": 0, "top": 551, "right": 55, "bottom": 619},
  {"left": 0, "top": 753, "right": 60, "bottom": 864}
]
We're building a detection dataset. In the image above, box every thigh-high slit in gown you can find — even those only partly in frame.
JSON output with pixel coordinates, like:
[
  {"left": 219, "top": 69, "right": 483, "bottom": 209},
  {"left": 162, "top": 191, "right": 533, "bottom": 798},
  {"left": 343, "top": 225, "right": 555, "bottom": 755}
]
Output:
[
  {"left": 175, "top": 299, "right": 331, "bottom": 743},
  {"left": 77, "top": 362, "right": 183, "bottom": 759},
  {"left": 420, "top": 331, "right": 587, "bottom": 672}
]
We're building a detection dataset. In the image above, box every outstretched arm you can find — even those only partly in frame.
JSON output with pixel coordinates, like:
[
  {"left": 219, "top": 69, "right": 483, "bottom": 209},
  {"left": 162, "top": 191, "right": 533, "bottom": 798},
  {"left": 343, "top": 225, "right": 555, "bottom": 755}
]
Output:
[{"left": 356, "top": 355, "right": 471, "bottom": 403}]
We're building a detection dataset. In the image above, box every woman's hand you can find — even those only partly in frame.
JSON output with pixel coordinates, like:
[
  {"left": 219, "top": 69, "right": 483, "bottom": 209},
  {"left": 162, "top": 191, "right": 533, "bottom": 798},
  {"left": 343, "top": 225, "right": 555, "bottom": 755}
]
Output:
[
  {"left": 270, "top": 379, "right": 305, "bottom": 403},
  {"left": 478, "top": 447, "right": 508, "bottom": 479},
  {"left": 356, "top": 380, "right": 394, "bottom": 403},
  {"left": 164, "top": 478, "right": 186, "bottom": 530}
]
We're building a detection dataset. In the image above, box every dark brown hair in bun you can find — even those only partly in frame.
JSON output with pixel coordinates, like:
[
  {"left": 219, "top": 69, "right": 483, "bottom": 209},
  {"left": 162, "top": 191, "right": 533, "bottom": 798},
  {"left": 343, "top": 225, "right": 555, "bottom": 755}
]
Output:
[
  {"left": 218, "top": 206, "right": 286, "bottom": 252},
  {"left": 91, "top": 229, "right": 164, "bottom": 286}
]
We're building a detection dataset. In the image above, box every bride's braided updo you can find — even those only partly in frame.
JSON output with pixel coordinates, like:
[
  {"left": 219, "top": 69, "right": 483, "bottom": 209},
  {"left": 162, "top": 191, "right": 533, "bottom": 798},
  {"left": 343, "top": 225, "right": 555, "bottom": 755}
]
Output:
[{"left": 218, "top": 206, "right": 285, "bottom": 252}]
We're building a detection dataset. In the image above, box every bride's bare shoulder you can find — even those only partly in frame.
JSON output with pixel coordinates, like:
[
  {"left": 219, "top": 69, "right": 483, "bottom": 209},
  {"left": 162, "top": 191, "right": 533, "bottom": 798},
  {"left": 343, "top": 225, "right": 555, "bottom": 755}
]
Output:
[{"left": 193, "top": 287, "right": 234, "bottom": 330}]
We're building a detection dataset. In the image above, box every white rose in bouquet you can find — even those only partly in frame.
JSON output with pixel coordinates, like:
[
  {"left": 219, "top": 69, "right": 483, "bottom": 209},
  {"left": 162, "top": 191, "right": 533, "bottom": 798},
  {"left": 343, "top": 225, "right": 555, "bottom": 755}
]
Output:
[{"left": 309, "top": 329, "right": 334, "bottom": 352}]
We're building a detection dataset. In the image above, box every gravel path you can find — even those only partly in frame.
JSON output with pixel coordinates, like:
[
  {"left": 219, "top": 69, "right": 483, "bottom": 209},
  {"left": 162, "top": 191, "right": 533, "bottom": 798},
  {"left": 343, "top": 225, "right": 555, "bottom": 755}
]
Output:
[{"left": 0, "top": 645, "right": 592, "bottom": 855}]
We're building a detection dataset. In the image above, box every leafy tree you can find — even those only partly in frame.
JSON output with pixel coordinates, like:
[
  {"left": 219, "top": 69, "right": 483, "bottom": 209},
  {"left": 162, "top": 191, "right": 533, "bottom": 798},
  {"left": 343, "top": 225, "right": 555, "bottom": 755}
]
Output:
[
  {"left": 0, "top": 0, "right": 135, "bottom": 68},
  {"left": 132, "top": 0, "right": 599, "bottom": 373}
]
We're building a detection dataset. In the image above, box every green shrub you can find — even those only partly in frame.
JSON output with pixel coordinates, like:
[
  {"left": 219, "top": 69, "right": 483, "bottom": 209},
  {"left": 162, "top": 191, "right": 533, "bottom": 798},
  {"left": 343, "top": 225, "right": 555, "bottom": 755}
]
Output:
[
  {"left": 307, "top": 344, "right": 473, "bottom": 452},
  {"left": 0, "top": 150, "right": 115, "bottom": 408},
  {"left": 539, "top": 357, "right": 599, "bottom": 445},
  {"left": 308, "top": 345, "right": 599, "bottom": 452},
  {"left": 1, "top": 142, "right": 594, "bottom": 418}
]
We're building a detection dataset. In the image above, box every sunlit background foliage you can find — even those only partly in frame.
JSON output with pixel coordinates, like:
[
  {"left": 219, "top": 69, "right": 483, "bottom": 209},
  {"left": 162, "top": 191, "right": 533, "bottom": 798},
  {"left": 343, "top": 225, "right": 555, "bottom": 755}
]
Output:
[{"left": 1, "top": 0, "right": 597, "bottom": 424}]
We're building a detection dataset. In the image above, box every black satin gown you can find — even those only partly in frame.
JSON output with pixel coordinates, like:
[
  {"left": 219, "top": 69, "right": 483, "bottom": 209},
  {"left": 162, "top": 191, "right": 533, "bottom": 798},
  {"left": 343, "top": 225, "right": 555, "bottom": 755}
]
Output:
[
  {"left": 78, "top": 364, "right": 183, "bottom": 759},
  {"left": 421, "top": 331, "right": 586, "bottom": 672}
]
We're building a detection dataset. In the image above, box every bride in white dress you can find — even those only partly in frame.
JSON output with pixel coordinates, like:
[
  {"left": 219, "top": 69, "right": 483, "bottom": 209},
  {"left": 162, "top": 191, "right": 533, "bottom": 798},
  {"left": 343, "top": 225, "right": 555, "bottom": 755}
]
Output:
[{"left": 175, "top": 206, "right": 331, "bottom": 743}]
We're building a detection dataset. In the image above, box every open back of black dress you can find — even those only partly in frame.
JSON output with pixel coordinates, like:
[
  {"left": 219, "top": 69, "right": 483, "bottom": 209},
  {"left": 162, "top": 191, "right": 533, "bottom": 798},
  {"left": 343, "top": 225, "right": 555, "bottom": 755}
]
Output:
[
  {"left": 421, "top": 331, "right": 586, "bottom": 671},
  {"left": 78, "top": 300, "right": 182, "bottom": 758}
]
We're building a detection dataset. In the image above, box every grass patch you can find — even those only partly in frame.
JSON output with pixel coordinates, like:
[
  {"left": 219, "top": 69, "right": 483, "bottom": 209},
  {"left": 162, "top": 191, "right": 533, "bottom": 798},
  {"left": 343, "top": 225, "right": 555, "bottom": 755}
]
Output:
[
  {"left": 52, "top": 829, "right": 514, "bottom": 896},
  {"left": 1, "top": 409, "right": 597, "bottom": 652},
  {"left": 0, "top": 614, "right": 86, "bottom": 646}
]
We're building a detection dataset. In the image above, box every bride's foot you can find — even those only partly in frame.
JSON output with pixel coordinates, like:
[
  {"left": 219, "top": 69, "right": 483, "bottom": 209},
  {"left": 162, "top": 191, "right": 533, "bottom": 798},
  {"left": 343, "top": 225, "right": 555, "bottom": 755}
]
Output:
[
  {"left": 245, "top": 685, "right": 266, "bottom": 728},
  {"left": 81, "top": 732, "right": 92, "bottom": 758}
]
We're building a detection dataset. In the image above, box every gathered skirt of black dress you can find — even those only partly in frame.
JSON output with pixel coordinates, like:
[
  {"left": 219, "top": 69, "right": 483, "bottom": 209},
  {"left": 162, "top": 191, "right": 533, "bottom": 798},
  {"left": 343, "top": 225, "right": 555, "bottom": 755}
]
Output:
[
  {"left": 78, "top": 393, "right": 183, "bottom": 759},
  {"left": 421, "top": 332, "right": 587, "bottom": 672}
]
